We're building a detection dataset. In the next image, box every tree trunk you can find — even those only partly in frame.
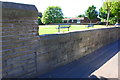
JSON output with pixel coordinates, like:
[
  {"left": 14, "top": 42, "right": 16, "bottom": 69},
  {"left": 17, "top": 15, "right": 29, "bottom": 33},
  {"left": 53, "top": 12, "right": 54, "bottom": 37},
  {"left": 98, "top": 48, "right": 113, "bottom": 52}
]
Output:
[
  {"left": 106, "top": 9, "right": 110, "bottom": 27},
  {"left": 117, "top": 14, "right": 119, "bottom": 23},
  {"left": 90, "top": 20, "right": 92, "bottom": 25},
  {"left": 117, "top": 18, "right": 119, "bottom": 24}
]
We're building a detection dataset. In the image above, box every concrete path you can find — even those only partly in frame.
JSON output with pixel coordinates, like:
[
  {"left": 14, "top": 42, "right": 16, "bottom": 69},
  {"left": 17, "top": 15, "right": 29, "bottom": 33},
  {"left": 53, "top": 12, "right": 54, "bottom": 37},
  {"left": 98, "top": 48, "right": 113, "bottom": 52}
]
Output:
[
  {"left": 91, "top": 51, "right": 119, "bottom": 78},
  {"left": 38, "top": 40, "right": 120, "bottom": 78}
]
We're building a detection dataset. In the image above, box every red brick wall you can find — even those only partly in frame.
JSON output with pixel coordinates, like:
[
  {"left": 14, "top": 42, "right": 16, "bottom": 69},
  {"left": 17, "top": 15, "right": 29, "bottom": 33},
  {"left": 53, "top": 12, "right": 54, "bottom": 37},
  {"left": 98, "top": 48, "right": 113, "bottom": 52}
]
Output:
[{"left": 81, "top": 17, "right": 100, "bottom": 24}]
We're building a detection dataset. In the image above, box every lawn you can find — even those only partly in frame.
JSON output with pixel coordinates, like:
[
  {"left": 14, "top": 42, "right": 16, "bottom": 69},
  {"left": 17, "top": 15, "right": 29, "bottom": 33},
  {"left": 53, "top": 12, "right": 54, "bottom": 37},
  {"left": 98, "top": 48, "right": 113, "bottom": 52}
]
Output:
[{"left": 39, "top": 25, "right": 111, "bottom": 35}]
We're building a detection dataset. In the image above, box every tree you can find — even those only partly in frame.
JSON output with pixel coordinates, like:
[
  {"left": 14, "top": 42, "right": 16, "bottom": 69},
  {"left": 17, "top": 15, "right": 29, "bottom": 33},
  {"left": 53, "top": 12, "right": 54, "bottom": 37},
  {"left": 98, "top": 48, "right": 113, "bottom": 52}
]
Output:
[
  {"left": 111, "top": 1, "right": 120, "bottom": 23},
  {"left": 38, "top": 12, "right": 42, "bottom": 18},
  {"left": 38, "top": 12, "right": 43, "bottom": 25},
  {"left": 100, "top": 1, "right": 120, "bottom": 24},
  {"left": 38, "top": 17, "right": 43, "bottom": 25},
  {"left": 78, "top": 14, "right": 85, "bottom": 17},
  {"left": 99, "top": 7, "right": 107, "bottom": 20},
  {"left": 42, "top": 6, "right": 64, "bottom": 24},
  {"left": 99, "top": 7, "right": 114, "bottom": 23},
  {"left": 102, "top": 1, "right": 112, "bottom": 26},
  {"left": 85, "top": 5, "right": 98, "bottom": 24}
]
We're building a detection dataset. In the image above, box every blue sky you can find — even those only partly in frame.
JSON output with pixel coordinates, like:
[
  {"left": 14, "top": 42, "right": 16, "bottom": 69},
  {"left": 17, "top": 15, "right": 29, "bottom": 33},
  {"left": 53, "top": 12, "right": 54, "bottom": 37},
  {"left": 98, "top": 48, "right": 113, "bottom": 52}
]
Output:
[{"left": 2, "top": 0, "right": 103, "bottom": 17}]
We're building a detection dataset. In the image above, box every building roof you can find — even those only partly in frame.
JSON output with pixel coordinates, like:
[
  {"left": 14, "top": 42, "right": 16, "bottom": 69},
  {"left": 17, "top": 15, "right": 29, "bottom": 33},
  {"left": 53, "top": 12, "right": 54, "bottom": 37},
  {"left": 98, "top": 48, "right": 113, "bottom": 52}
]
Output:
[{"left": 63, "top": 17, "right": 84, "bottom": 20}]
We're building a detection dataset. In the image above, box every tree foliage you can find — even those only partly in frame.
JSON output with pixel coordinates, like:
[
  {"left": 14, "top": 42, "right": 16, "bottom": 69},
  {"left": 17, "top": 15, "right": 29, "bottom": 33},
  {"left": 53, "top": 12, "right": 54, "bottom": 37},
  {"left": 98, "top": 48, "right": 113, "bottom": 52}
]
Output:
[
  {"left": 85, "top": 5, "right": 98, "bottom": 24},
  {"left": 99, "top": 7, "right": 107, "bottom": 19},
  {"left": 103, "top": 1, "right": 112, "bottom": 26},
  {"left": 99, "top": 1, "right": 120, "bottom": 24},
  {"left": 42, "top": 6, "right": 64, "bottom": 24},
  {"left": 111, "top": 1, "right": 120, "bottom": 23},
  {"left": 38, "top": 12, "right": 43, "bottom": 25},
  {"left": 78, "top": 14, "right": 85, "bottom": 17},
  {"left": 38, "top": 17, "right": 43, "bottom": 25},
  {"left": 99, "top": 7, "right": 114, "bottom": 20},
  {"left": 38, "top": 12, "right": 42, "bottom": 18}
]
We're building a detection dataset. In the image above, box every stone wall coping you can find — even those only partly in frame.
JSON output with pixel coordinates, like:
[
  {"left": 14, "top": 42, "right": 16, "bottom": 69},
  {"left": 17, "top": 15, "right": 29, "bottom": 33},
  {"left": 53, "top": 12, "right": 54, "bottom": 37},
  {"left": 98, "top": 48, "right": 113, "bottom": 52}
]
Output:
[
  {"left": 39, "top": 27, "right": 120, "bottom": 38},
  {"left": 1, "top": 1, "right": 37, "bottom": 11}
]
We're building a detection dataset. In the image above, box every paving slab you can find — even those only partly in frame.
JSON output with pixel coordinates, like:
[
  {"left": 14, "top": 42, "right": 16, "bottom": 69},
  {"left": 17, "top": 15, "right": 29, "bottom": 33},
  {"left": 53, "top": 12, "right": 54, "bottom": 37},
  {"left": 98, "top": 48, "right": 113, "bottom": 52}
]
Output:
[{"left": 91, "top": 52, "right": 119, "bottom": 79}]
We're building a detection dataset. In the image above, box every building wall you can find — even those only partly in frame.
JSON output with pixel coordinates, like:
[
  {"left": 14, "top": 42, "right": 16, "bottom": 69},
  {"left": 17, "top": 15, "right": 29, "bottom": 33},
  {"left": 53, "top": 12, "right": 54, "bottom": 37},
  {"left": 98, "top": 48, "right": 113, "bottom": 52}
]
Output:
[
  {"left": 63, "top": 17, "right": 100, "bottom": 24},
  {"left": 1, "top": 1, "right": 120, "bottom": 78},
  {"left": 81, "top": 17, "right": 100, "bottom": 24}
]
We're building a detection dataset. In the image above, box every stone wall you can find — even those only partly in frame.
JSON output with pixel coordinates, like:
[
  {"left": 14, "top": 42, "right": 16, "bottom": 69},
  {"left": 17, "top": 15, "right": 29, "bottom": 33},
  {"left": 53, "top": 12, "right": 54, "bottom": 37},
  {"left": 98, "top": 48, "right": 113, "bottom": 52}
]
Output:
[
  {"left": 0, "top": 1, "right": 120, "bottom": 78},
  {"left": 36, "top": 27, "right": 120, "bottom": 76}
]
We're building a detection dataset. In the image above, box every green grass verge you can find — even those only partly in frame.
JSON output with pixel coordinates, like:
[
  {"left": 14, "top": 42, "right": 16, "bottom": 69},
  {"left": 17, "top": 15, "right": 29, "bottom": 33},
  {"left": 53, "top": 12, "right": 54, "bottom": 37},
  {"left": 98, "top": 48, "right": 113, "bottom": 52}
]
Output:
[{"left": 39, "top": 25, "right": 108, "bottom": 35}]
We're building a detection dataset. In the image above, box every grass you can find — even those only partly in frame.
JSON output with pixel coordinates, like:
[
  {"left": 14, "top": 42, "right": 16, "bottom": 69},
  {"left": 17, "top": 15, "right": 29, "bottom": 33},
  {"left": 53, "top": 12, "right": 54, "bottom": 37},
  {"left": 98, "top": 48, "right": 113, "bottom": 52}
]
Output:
[{"left": 39, "top": 25, "right": 112, "bottom": 35}]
